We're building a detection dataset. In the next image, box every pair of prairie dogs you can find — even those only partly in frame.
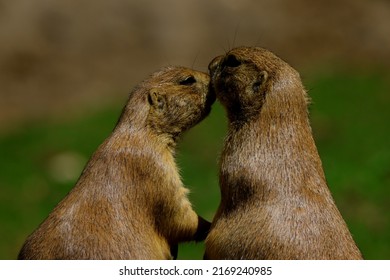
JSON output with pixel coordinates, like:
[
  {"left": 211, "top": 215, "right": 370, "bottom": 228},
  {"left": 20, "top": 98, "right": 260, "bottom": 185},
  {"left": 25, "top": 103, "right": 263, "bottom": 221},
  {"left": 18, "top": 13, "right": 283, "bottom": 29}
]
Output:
[{"left": 18, "top": 46, "right": 362, "bottom": 260}]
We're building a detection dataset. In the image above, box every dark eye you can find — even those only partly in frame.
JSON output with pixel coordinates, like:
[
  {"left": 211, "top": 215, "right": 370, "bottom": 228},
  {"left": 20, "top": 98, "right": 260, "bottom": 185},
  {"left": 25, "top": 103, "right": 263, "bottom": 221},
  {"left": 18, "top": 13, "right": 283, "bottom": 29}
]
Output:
[
  {"left": 252, "top": 81, "right": 261, "bottom": 93},
  {"left": 222, "top": 54, "right": 241, "bottom": 68},
  {"left": 179, "top": 75, "right": 196, "bottom": 86}
]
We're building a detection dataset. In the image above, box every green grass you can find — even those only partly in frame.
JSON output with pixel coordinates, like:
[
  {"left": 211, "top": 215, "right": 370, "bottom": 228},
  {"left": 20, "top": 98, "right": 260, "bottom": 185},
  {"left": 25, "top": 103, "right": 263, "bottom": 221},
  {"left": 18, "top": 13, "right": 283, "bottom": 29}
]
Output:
[{"left": 0, "top": 70, "right": 389, "bottom": 259}]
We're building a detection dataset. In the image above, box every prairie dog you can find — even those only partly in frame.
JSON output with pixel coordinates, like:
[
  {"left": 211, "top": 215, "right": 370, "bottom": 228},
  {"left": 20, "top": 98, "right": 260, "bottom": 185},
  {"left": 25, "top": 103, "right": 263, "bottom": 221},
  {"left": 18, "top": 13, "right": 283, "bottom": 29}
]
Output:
[
  {"left": 18, "top": 66, "right": 214, "bottom": 259},
  {"left": 205, "top": 47, "right": 362, "bottom": 259}
]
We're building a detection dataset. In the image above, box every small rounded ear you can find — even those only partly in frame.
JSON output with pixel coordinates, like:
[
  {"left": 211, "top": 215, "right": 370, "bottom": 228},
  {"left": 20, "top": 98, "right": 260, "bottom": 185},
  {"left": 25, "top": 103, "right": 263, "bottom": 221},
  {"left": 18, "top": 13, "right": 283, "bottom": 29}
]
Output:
[
  {"left": 148, "top": 89, "right": 165, "bottom": 110},
  {"left": 259, "top": 70, "right": 268, "bottom": 83},
  {"left": 252, "top": 70, "right": 268, "bottom": 93}
]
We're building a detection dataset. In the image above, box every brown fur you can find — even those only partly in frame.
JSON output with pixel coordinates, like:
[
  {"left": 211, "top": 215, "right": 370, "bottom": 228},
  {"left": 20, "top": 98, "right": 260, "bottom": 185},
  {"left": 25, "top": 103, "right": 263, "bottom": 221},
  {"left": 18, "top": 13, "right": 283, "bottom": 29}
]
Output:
[
  {"left": 204, "top": 47, "right": 362, "bottom": 260},
  {"left": 18, "top": 66, "right": 214, "bottom": 260}
]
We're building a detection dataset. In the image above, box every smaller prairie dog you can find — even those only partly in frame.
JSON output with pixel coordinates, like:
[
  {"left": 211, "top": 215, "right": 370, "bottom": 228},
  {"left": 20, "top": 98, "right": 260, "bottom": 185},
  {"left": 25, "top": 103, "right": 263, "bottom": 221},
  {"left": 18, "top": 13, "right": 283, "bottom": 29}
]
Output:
[
  {"left": 205, "top": 47, "right": 362, "bottom": 260},
  {"left": 18, "top": 66, "right": 215, "bottom": 260}
]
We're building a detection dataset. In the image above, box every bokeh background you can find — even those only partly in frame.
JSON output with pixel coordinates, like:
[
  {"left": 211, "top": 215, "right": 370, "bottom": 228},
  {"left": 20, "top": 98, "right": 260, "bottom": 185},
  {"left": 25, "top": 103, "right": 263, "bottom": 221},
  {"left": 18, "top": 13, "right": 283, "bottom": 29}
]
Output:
[{"left": 1, "top": 0, "right": 389, "bottom": 259}]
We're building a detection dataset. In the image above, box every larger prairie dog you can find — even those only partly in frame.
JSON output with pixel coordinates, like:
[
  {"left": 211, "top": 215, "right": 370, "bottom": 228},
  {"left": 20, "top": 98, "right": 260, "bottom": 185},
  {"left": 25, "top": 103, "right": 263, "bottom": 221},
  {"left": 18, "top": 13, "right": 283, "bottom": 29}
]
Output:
[
  {"left": 18, "top": 66, "right": 214, "bottom": 260},
  {"left": 205, "top": 47, "right": 362, "bottom": 260}
]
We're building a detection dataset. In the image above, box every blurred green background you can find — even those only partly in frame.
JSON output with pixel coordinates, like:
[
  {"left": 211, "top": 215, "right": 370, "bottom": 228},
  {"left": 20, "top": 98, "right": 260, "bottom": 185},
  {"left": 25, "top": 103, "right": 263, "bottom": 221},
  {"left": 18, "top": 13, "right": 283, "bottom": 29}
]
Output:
[{"left": 1, "top": 0, "right": 389, "bottom": 259}]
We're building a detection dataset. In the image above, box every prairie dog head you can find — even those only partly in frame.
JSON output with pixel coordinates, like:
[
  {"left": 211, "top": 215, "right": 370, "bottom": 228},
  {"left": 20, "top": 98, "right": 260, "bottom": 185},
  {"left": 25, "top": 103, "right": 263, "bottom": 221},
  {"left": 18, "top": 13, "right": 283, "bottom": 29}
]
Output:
[
  {"left": 116, "top": 66, "right": 215, "bottom": 140},
  {"left": 209, "top": 47, "right": 307, "bottom": 124},
  {"left": 147, "top": 67, "right": 214, "bottom": 137}
]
